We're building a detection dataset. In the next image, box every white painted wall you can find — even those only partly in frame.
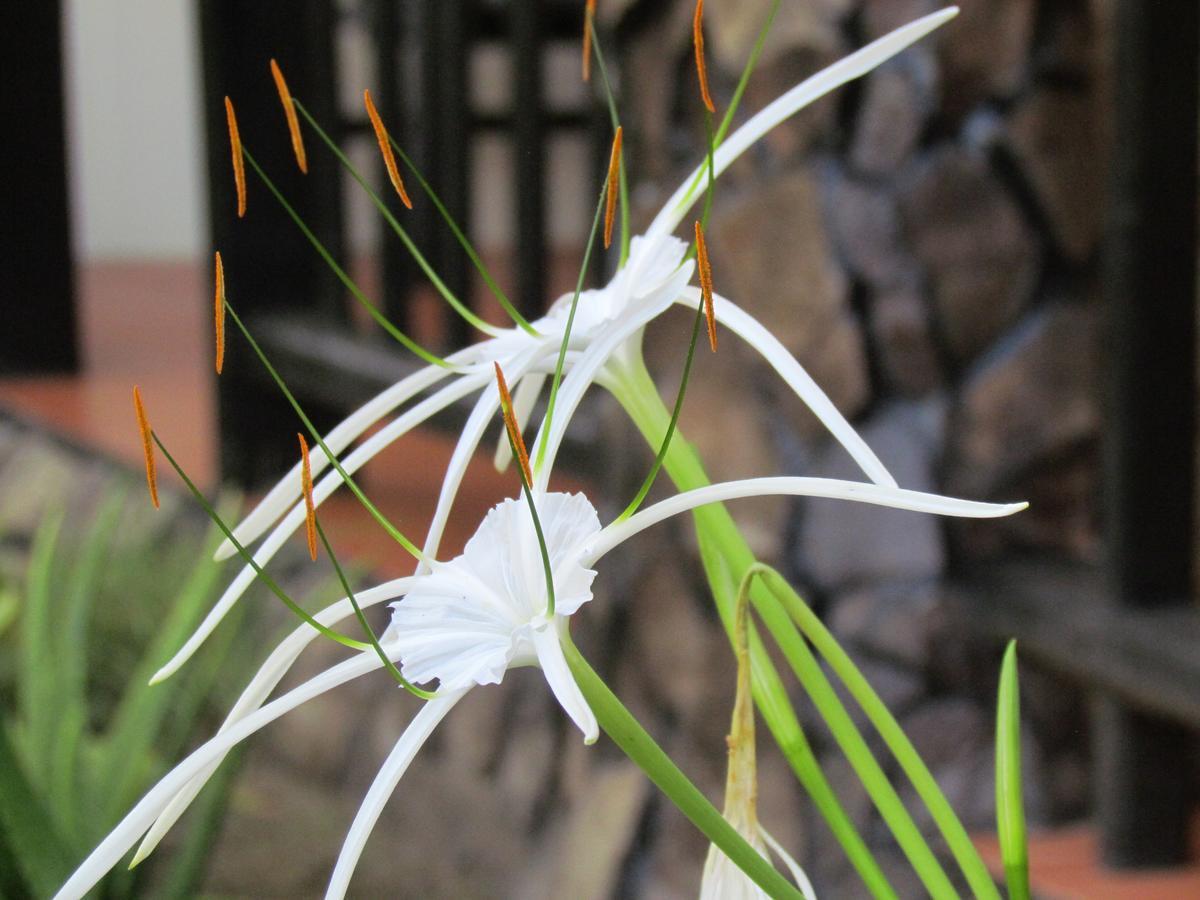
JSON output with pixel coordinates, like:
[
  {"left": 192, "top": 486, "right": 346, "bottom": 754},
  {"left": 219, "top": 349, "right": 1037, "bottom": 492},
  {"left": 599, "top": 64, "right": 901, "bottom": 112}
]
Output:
[{"left": 64, "top": 0, "right": 205, "bottom": 261}]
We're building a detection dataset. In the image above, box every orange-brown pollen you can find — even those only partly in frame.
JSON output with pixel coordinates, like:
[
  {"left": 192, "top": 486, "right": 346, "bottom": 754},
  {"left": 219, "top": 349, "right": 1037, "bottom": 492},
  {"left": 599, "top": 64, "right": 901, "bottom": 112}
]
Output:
[
  {"left": 298, "top": 433, "right": 318, "bottom": 561},
  {"left": 214, "top": 251, "right": 226, "bottom": 374},
  {"left": 695, "top": 221, "right": 717, "bottom": 351},
  {"left": 582, "top": 0, "right": 596, "bottom": 82},
  {"left": 133, "top": 386, "right": 159, "bottom": 509},
  {"left": 604, "top": 126, "right": 623, "bottom": 250},
  {"left": 692, "top": 0, "right": 716, "bottom": 113},
  {"left": 270, "top": 59, "right": 308, "bottom": 174},
  {"left": 225, "top": 96, "right": 247, "bottom": 217},
  {"left": 364, "top": 89, "right": 413, "bottom": 210},
  {"left": 494, "top": 363, "right": 532, "bottom": 486}
]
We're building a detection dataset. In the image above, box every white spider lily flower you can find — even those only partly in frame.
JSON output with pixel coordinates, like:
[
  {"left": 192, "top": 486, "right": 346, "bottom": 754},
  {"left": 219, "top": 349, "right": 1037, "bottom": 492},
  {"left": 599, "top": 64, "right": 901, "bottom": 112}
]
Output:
[
  {"left": 59, "top": 473, "right": 1023, "bottom": 900},
  {"left": 149, "top": 7, "right": 958, "bottom": 685}
]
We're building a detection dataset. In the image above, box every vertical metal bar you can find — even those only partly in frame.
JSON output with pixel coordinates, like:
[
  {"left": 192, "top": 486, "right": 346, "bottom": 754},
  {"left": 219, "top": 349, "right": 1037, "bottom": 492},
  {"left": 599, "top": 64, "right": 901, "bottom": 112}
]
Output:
[
  {"left": 512, "top": 0, "right": 547, "bottom": 318},
  {"left": 1099, "top": 0, "right": 1198, "bottom": 868},
  {"left": 0, "top": 0, "right": 78, "bottom": 374},
  {"left": 374, "top": 0, "right": 413, "bottom": 330},
  {"left": 436, "top": 0, "right": 472, "bottom": 349},
  {"left": 201, "top": 0, "right": 346, "bottom": 486}
]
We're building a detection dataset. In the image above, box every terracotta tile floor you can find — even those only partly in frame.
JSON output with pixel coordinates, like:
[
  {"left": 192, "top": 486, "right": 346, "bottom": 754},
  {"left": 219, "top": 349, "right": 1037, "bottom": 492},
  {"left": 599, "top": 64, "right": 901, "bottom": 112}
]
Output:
[{"left": 0, "top": 261, "right": 588, "bottom": 576}]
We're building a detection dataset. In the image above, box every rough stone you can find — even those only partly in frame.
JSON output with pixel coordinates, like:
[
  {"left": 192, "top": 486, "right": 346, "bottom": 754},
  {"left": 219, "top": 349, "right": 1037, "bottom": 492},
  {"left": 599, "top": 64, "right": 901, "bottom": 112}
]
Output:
[
  {"left": 824, "top": 170, "right": 911, "bottom": 290},
  {"left": 938, "top": 0, "right": 1036, "bottom": 115},
  {"left": 850, "top": 52, "right": 938, "bottom": 177},
  {"left": 946, "top": 301, "right": 1100, "bottom": 558},
  {"left": 899, "top": 149, "right": 1039, "bottom": 363},
  {"left": 709, "top": 169, "right": 869, "bottom": 435},
  {"left": 707, "top": 0, "right": 850, "bottom": 72},
  {"left": 1007, "top": 88, "right": 1105, "bottom": 260},
  {"left": 795, "top": 399, "right": 947, "bottom": 590},
  {"left": 871, "top": 283, "right": 943, "bottom": 396},
  {"left": 831, "top": 580, "right": 945, "bottom": 671},
  {"left": 862, "top": 0, "right": 940, "bottom": 41}
]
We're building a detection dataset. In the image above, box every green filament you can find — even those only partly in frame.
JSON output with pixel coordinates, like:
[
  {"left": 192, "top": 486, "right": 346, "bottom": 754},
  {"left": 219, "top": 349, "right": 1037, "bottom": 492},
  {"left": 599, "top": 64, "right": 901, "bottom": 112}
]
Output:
[{"left": 587, "top": 14, "right": 632, "bottom": 267}]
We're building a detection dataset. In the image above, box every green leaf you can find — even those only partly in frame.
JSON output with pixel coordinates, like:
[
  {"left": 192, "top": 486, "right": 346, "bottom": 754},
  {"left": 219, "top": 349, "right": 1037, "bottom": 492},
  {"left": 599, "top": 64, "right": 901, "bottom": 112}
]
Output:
[
  {"left": 996, "top": 640, "right": 1030, "bottom": 900},
  {"left": 563, "top": 638, "right": 805, "bottom": 899},
  {"left": 0, "top": 723, "right": 73, "bottom": 897}
]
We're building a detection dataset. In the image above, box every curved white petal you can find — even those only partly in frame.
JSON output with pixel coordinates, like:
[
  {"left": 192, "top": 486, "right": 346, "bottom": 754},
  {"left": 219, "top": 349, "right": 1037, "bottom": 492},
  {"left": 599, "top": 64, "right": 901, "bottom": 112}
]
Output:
[
  {"left": 325, "top": 688, "right": 469, "bottom": 900},
  {"left": 216, "top": 346, "right": 483, "bottom": 561},
  {"left": 584, "top": 477, "right": 1027, "bottom": 564},
  {"left": 55, "top": 652, "right": 390, "bottom": 900},
  {"left": 643, "top": 8, "right": 958, "bottom": 248},
  {"left": 530, "top": 261, "right": 695, "bottom": 491},
  {"left": 151, "top": 375, "right": 484, "bottom": 684},
  {"left": 677, "top": 288, "right": 897, "bottom": 488},
  {"left": 134, "top": 578, "right": 415, "bottom": 864},
  {"left": 531, "top": 622, "right": 597, "bottom": 743},
  {"left": 759, "top": 825, "right": 818, "bottom": 900}
]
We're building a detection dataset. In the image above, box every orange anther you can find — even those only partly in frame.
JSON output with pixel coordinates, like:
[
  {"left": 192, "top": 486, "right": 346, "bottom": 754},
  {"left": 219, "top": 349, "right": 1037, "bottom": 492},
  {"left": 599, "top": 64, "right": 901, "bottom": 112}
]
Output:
[
  {"left": 298, "top": 433, "right": 318, "bottom": 561},
  {"left": 133, "top": 386, "right": 159, "bottom": 509},
  {"left": 214, "top": 251, "right": 226, "bottom": 374},
  {"left": 695, "top": 221, "right": 717, "bottom": 351},
  {"left": 225, "top": 96, "right": 247, "bottom": 217},
  {"left": 270, "top": 59, "right": 308, "bottom": 174},
  {"left": 582, "top": 0, "right": 597, "bottom": 82},
  {"left": 693, "top": 0, "right": 716, "bottom": 113},
  {"left": 604, "top": 126, "right": 623, "bottom": 250},
  {"left": 364, "top": 89, "right": 412, "bottom": 209},
  {"left": 494, "top": 363, "right": 532, "bottom": 486}
]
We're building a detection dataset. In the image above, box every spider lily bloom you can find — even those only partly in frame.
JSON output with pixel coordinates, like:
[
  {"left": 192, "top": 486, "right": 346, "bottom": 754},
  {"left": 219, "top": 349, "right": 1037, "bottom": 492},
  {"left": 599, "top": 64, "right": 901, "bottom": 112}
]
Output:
[
  {"left": 147, "top": 7, "right": 959, "bottom": 685},
  {"left": 56, "top": 472, "right": 1025, "bottom": 900}
]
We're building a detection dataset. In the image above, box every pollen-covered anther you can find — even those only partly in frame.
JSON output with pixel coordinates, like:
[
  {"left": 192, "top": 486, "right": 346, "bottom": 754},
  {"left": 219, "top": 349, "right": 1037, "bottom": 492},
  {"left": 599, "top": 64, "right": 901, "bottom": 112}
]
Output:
[
  {"left": 694, "top": 221, "right": 717, "bottom": 351},
  {"left": 692, "top": 0, "right": 716, "bottom": 113},
  {"left": 214, "top": 251, "right": 226, "bottom": 374},
  {"left": 604, "top": 126, "right": 623, "bottom": 249},
  {"left": 364, "top": 88, "right": 413, "bottom": 210},
  {"left": 582, "top": 0, "right": 596, "bottom": 81},
  {"left": 494, "top": 363, "right": 532, "bottom": 486},
  {"left": 298, "top": 433, "right": 318, "bottom": 561},
  {"left": 224, "top": 96, "right": 247, "bottom": 217},
  {"left": 270, "top": 59, "right": 308, "bottom": 173},
  {"left": 132, "top": 386, "right": 159, "bottom": 509}
]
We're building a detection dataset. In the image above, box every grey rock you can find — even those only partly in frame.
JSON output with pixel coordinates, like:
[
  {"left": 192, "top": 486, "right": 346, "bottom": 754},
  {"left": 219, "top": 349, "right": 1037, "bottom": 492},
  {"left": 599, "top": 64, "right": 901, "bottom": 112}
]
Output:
[
  {"left": 831, "top": 580, "right": 945, "bottom": 671},
  {"left": 824, "top": 170, "right": 912, "bottom": 290},
  {"left": 796, "top": 399, "right": 947, "bottom": 590},
  {"left": 871, "top": 283, "right": 943, "bottom": 397},
  {"left": 938, "top": 0, "right": 1035, "bottom": 115},
  {"left": 850, "top": 52, "right": 938, "bottom": 177},
  {"left": 899, "top": 148, "right": 1039, "bottom": 363}
]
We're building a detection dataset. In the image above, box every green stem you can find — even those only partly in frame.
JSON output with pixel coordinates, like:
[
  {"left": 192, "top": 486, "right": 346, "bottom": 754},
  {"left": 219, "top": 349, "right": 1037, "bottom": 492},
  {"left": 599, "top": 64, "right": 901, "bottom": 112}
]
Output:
[
  {"left": 291, "top": 100, "right": 498, "bottom": 337},
  {"left": 563, "top": 637, "right": 804, "bottom": 899},
  {"left": 608, "top": 354, "right": 897, "bottom": 898},
  {"left": 239, "top": 146, "right": 449, "bottom": 368},
  {"left": 588, "top": 16, "right": 631, "bottom": 267},
  {"left": 996, "top": 641, "right": 1030, "bottom": 900}
]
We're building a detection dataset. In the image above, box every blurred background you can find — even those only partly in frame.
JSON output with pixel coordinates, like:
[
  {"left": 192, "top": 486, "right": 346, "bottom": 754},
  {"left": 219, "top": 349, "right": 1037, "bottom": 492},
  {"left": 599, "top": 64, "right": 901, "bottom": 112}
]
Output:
[{"left": 1, "top": 0, "right": 1198, "bottom": 897}]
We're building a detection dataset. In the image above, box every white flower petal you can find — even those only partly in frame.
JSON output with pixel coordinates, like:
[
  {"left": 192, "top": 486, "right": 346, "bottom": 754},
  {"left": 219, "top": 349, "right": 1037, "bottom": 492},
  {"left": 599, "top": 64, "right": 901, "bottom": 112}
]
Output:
[
  {"left": 55, "top": 652, "right": 390, "bottom": 900},
  {"left": 325, "top": 688, "right": 469, "bottom": 900},
  {"left": 531, "top": 622, "right": 598, "bottom": 743},
  {"left": 644, "top": 8, "right": 958, "bottom": 248},
  {"left": 759, "top": 825, "right": 818, "bottom": 900},
  {"left": 150, "top": 374, "right": 484, "bottom": 684},
  {"left": 679, "top": 288, "right": 897, "bottom": 488},
  {"left": 584, "top": 477, "right": 1027, "bottom": 564}
]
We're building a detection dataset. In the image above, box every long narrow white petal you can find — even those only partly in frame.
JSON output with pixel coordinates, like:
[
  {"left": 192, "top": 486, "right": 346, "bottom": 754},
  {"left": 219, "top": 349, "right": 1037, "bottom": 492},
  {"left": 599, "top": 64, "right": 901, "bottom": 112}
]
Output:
[
  {"left": 759, "top": 825, "right": 818, "bottom": 900},
  {"left": 420, "top": 347, "right": 549, "bottom": 569},
  {"left": 494, "top": 370, "right": 545, "bottom": 472},
  {"left": 584, "top": 477, "right": 1026, "bottom": 564},
  {"left": 530, "top": 264, "right": 695, "bottom": 492},
  {"left": 530, "top": 624, "right": 598, "bottom": 743},
  {"left": 216, "top": 349, "right": 480, "bottom": 560},
  {"left": 643, "top": 8, "right": 958, "bottom": 248},
  {"left": 325, "top": 688, "right": 468, "bottom": 899},
  {"left": 151, "top": 376, "right": 484, "bottom": 684},
  {"left": 679, "top": 288, "right": 897, "bottom": 488},
  {"left": 55, "top": 652, "right": 389, "bottom": 900},
  {"left": 134, "top": 578, "right": 416, "bottom": 864}
]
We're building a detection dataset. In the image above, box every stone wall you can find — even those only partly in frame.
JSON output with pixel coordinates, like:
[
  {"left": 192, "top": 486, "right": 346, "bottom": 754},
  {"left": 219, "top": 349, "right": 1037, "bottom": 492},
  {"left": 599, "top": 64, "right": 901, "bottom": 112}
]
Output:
[{"left": 616, "top": 0, "right": 1107, "bottom": 893}]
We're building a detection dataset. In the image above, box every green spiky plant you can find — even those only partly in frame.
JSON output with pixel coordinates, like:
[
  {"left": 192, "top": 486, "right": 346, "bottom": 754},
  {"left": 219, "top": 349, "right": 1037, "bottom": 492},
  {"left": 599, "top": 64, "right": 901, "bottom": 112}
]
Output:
[{"left": 0, "top": 487, "right": 289, "bottom": 898}]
